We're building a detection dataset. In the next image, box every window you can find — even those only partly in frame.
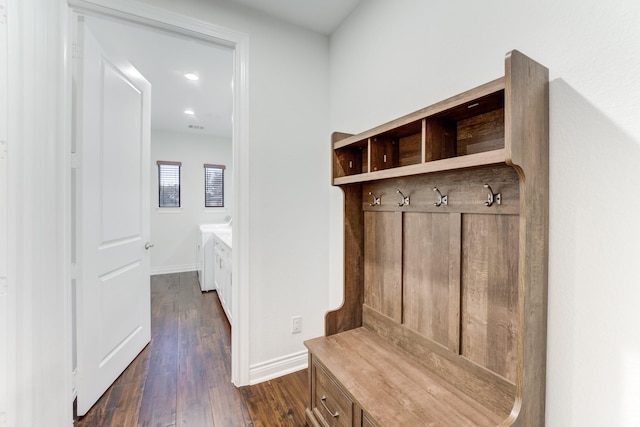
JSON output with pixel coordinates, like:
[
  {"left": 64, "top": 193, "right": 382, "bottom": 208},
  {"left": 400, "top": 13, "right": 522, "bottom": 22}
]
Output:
[
  {"left": 157, "top": 161, "right": 181, "bottom": 207},
  {"left": 204, "top": 164, "right": 225, "bottom": 207}
]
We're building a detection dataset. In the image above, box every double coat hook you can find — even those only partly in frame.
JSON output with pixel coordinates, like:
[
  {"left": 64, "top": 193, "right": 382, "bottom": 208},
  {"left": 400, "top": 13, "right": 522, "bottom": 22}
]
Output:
[
  {"left": 433, "top": 187, "right": 448, "bottom": 207},
  {"left": 397, "top": 190, "right": 410, "bottom": 207},
  {"left": 484, "top": 183, "right": 502, "bottom": 206},
  {"left": 368, "top": 192, "right": 381, "bottom": 206}
]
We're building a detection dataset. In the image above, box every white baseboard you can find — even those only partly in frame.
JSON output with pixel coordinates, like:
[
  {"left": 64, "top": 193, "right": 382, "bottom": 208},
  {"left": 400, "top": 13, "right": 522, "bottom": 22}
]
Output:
[
  {"left": 151, "top": 264, "right": 197, "bottom": 276},
  {"left": 249, "top": 349, "right": 308, "bottom": 385}
]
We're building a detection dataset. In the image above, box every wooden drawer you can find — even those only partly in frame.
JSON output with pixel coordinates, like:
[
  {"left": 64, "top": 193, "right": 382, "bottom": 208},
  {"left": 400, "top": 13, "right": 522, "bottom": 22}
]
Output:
[{"left": 312, "top": 362, "right": 353, "bottom": 427}]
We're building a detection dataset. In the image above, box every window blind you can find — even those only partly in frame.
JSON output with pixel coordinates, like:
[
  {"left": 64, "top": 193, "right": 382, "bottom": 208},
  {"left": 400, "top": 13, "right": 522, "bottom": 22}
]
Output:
[
  {"left": 157, "top": 161, "right": 181, "bottom": 207},
  {"left": 204, "top": 164, "right": 225, "bottom": 207}
]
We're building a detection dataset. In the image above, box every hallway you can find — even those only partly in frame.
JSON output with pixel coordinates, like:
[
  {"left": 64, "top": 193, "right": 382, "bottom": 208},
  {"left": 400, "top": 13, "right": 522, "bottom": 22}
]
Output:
[{"left": 75, "top": 272, "right": 307, "bottom": 426}]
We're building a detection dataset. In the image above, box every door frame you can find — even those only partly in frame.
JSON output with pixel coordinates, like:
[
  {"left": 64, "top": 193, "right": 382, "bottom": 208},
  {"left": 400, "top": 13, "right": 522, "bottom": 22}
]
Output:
[{"left": 67, "top": 0, "right": 251, "bottom": 388}]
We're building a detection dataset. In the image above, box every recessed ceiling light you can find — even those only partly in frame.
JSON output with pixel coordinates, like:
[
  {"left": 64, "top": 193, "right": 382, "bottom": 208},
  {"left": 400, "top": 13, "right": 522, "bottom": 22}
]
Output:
[
  {"left": 184, "top": 109, "right": 195, "bottom": 115},
  {"left": 184, "top": 73, "right": 199, "bottom": 81}
]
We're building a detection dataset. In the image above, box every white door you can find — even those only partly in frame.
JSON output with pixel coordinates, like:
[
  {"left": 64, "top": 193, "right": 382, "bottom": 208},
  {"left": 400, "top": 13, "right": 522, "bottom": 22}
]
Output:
[{"left": 75, "top": 16, "right": 152, "bottom": 415}]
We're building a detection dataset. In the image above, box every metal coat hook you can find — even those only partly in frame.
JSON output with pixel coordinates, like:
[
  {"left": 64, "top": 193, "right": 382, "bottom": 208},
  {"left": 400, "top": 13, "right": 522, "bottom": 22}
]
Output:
[
  {"left": 433, "top": 187, "right": 448, "bottom": 207},
  {"left": 368, "top": 192, "right": 381, "bottom": 206},
  {"left": 397, "top": 190, "right": 410, "bottom": 207},
  {"left": 484, "top": 183, "right": 501, "bottom": 206}
]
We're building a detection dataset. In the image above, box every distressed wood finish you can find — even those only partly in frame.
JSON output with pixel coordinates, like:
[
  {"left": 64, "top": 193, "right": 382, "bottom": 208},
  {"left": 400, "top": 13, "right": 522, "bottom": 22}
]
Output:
[
  {"left": 332, "top": 78, "right": 505, "bottom": 151},
  {"left": 306, "top": 328, "right": 510, "bottom": 427},
  {"left": 363, "top": 211, "right": 402, "bottom": 322},
  {"left": 457, "top": 108, "right": 505, "bottom": 155},
  {"left": 326, "top": 133, "right": 365, "bottom": 336},
  {"left": 325, "top": 184, "right": 364, "bottom": 336},
  {"left": 310, "top": 50, "right": 548, "bottom": 426},
  {"left": 504, "top": 49, "right": 550, "bottom": 427},
  {"left": 461, "top": 213, "right": 520, "bottom": 382},
  {"left": 362, "top": 165, "right": 520, "bottom": 215},
  {"left": 425, "top": 117, "right": 457, "bottom": 161},
  {"left": 402, "top": 212, "right": 460, "bottom": 351}
]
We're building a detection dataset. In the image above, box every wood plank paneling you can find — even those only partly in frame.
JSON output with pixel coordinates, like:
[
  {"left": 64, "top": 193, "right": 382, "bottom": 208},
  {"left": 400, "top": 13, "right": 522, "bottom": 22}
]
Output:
[
  {"left": 461, "top": 214, "right": 519, "bottom": 382},
  {"left": 457, "top": 108, "right": 505, "bottom": 155},
  {"left": 425, "top": 117, "right": 457, "bottom": 161},
  {"left": 364, "top": 211, "right": 402, "bottom": 322},
  {"left": 398, "top": 132, "right": 422, "bottom": 166},
  {"left": 403, "top": 212, "right": 460, "bottom": 352},
  {"left": 370, "top": 136, "right": 399, "bottom": 171},
  {"left": 362, "top": 164, "right": 520, "bottom": 215}
]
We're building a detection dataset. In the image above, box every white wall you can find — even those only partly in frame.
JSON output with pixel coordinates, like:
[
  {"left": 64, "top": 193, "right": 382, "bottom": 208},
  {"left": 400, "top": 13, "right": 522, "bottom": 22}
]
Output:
[
  {"left": 137, "top": 0, "right": 331, "bottom": 378},
  {"left": 0, "top": 0, "right": 8, "bottom": 423},
  {"left": 150, "top": 129, "right": 232, "bottom": 274},
  {"left": 4, "top": 0, "right": 71, "bottom": 426},
  {"left": 329, "top": 0, "right": 640, "bottom": 426}
]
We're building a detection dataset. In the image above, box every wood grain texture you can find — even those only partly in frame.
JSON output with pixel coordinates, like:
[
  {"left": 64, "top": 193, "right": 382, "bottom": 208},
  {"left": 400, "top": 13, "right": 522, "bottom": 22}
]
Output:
[
  {"left": 362, "top": 305, "right": 516, "bottom": 417},
  {"left": 333, "top": 149, "right": 507, "bottom": 185},
  {"left": 398, "top": 132, "right": 422, "bottom": 167},
  {"left": 504, "top": 49, "right": 550, "bottom": 427},
  {"left": 306, "top": 328, "right": 511, "bottom": 427},
  {"left": 241, "top": 370, "right": 308, "bottom": 427},
  {"left": 76, "top": 272, "right": 307, "bottom": 427},
  {"left": 332, "top": 78, "right": 505, "bottom": 150},
  {"left": 331, "top": 132, "right": 358, "bottom": 179},
  {"left": 461, "top": 214, "right": 519, "bottom": 382},
  {"left": 325, "top": 184, "right": 364, "bottom": 336},
  {"left": 370, "top": 136, "right": 399, "bottom": 171},
  {"left": 364, "top": 211, "right": 402, "bottom": 322},
  {"left": 310, "top": 363, "right": 353, "bottom": 427},
  {"left": 402, "top": 212, "right": 460, "bottom": 351},
  {"left": 362, "top": 164, "right": 520, "bottom": 215},
  {"left": 321, "top": 51, "right": 548, "bottom": 426},
  {"left": 457, "top": 108, "right": 505, "bottom": 155},
  {"left": 425, "top": 117, "right": 457, "bottom": 161}
]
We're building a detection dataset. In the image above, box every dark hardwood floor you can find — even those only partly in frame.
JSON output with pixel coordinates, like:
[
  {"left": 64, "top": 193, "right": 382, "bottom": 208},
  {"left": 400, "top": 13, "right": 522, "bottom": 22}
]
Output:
[{"left": 75, "top": 272, "right": 308, "bottom": 427}]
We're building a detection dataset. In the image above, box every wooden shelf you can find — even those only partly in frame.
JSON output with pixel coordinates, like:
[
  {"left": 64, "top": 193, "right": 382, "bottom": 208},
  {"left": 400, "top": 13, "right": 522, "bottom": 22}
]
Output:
[
  {"left": 333, "top": 78, "right": 505, "bottom": 151},
  {"left": 310, "top": 50, "right": 549, "bottom": 427},
  {"left": 333, "top": 148, "right": 507, "bottom": 185},
  {"left": 332, "top": 79, "right": 507, "bottom": 184}
]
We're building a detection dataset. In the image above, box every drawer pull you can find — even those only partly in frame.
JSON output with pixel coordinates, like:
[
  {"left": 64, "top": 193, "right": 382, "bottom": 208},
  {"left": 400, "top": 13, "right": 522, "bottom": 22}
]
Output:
[{"left": 320, "top": 395, "right": 339, "bottom": 418}]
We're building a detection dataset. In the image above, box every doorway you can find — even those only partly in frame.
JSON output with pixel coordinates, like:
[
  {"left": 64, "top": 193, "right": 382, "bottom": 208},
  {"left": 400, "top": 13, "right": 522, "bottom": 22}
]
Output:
[{"left": 68, "top": 0, "right": 251, "bottom": 408}]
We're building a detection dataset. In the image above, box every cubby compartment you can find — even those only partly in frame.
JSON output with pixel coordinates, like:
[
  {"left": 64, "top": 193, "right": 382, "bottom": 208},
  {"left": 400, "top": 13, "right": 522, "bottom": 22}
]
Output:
[
  {"left": 370, "top": 119, "right": 422, "bottom": 171},
  {"left": 332, "top": 89, "right": 506, "bottom": 184},
  {"left": 430, "top": 90, "right": 505, "bottom": 158},
  {"left": 333, "top": 139, "right": 368, "bottom": 177}
]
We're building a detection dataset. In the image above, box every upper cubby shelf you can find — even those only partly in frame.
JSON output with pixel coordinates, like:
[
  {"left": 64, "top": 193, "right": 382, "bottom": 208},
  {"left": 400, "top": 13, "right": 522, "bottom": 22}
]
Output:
[{"left": 332, "top": 77, "right": 508, "bottom": 185}]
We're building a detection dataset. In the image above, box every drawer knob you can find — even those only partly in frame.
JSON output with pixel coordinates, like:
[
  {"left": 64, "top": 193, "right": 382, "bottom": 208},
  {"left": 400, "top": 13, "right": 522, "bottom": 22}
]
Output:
[{"left": 320, "top": 395, "right": 339, "bottom": 418}]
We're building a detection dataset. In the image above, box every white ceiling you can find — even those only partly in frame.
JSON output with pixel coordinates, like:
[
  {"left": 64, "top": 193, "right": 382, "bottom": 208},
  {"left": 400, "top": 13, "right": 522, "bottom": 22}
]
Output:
[
  {"left": 226, "top": 0, "right": 362, "bottom": 35},
  {"left": 84, "top": 1, "right": 361, "bottom": 138},
  {"left": 86, "top": 16, "right": 234, "bottom": 138}
]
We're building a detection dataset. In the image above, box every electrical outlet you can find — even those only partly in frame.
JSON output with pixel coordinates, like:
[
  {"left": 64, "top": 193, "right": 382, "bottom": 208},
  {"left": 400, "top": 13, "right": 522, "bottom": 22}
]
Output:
[{"left": 291, "top": 315, "right": 302, "bottom": 334}]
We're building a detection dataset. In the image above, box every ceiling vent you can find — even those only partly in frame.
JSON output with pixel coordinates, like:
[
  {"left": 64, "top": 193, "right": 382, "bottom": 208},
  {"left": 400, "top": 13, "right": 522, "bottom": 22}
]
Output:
[{"left": 188, "top": 125, "right": 204, "bottom": 130}]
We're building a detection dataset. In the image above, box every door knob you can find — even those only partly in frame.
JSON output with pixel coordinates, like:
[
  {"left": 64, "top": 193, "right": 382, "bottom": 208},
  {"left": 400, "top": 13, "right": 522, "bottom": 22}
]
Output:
[{"left": 145, "top": 242, "right": 154, "bottom": 250}]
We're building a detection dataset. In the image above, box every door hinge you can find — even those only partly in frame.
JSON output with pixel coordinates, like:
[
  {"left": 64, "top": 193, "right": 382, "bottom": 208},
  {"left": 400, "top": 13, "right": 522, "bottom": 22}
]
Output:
[{"left": 0, "top": 277, "right": 6, "bottom": 296}]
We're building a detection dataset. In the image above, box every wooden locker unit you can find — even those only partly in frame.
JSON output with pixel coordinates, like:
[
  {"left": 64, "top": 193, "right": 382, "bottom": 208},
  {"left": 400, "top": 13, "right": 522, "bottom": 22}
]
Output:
[{"left": 306, "top": 51, "right": 549, "bottom": 426}]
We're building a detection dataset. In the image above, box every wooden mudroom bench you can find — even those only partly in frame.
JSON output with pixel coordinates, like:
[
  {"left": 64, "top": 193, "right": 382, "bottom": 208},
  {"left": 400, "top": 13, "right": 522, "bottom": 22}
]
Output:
[{"left": 305, "top": 50, "right": 549, "bottom": 427}]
